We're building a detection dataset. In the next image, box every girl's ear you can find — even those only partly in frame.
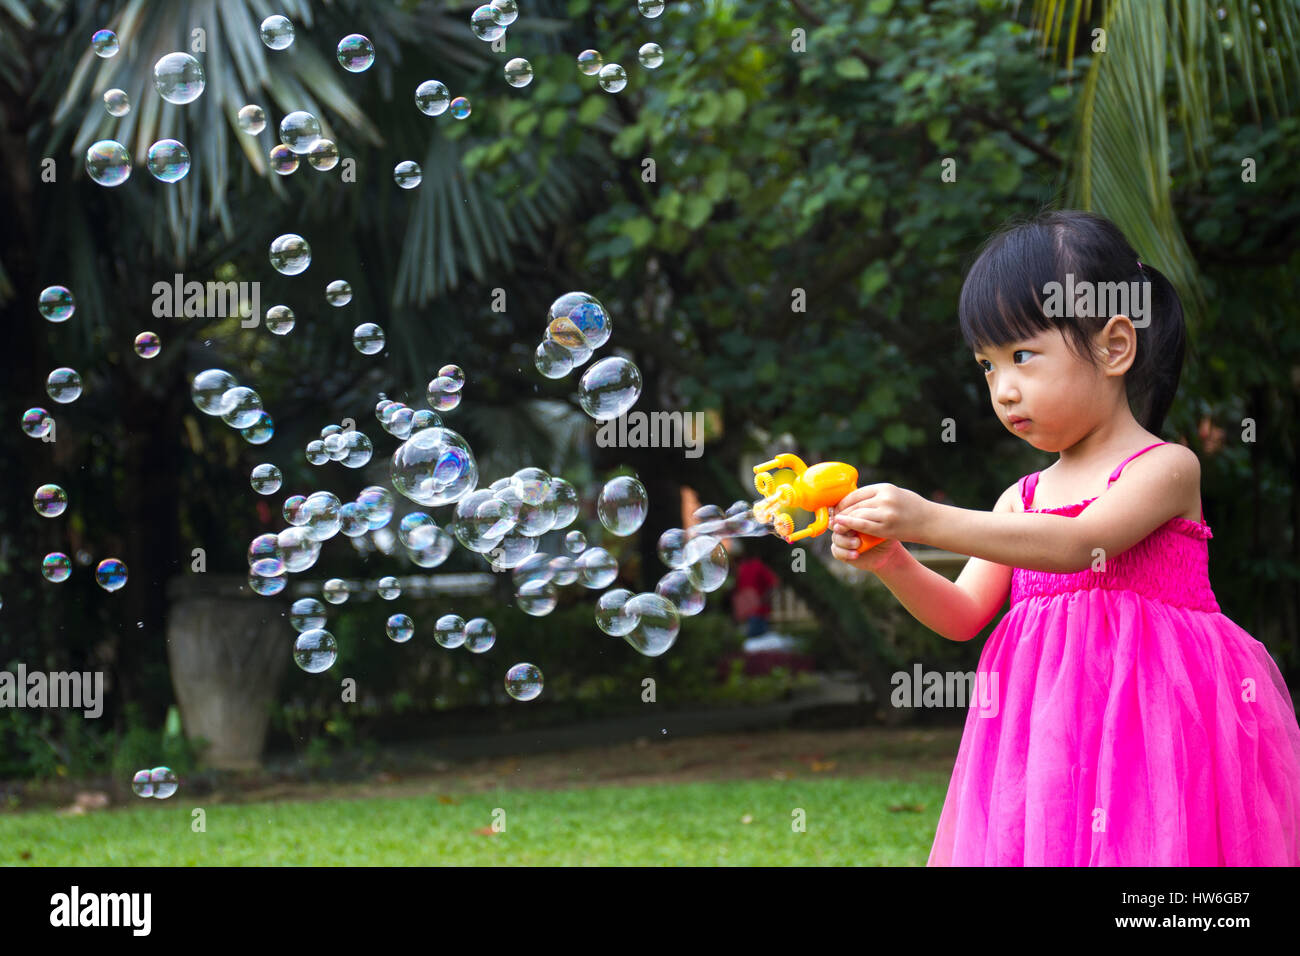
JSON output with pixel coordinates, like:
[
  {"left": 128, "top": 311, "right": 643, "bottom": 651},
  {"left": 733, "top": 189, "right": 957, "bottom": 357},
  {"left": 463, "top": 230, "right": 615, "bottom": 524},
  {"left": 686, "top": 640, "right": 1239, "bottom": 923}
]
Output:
[{"left": 1097, "top": 316, "right": 1138, "bottom": 376}]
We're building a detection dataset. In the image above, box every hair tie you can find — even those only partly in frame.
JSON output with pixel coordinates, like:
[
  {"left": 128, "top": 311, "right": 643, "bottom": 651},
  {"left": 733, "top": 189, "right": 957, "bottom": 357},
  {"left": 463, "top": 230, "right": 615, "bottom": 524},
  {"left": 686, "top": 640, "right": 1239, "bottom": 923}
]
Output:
[{"left": 1136, "top": 259, "right": 1145, "bottom": 273}]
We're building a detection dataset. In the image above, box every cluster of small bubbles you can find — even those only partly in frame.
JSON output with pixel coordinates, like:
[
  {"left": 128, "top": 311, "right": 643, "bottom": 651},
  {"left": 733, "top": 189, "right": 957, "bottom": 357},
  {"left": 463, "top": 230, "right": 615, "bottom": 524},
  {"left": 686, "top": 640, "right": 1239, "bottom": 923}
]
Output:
[
  {"left": 623, "top": 592, "right": 680, "bottom": 656},
  {"left": 595, "top": 587, "right": 635, "bottom": 635},
  {"left": 266, "top": 304, "right": 295, "bottom": 335},
  {"left": 294, "top": 629, "right": 337, "bottom": 672},
  {"left": 596, "top": 475, "right": 648, "bottom": 536},
  {"left": 131, "top": 767, "right": 179, "bottom": 799},
  {"left": 390, "top": 425, "right": 479, "bottom": 506},
  {"left": 95, "top": 558, "right": 128, "bottom": 592},
  {"left": 470, "top": 4, "right": 507, "bottom": 41},
  {"left": 575, "top": 547, "right": 619, "bottom": 588},
  {"left": 598, "top": 63, "right": 628, "bottom": 93},
  {"left": 655, "top": 569, "right": 704, "bottom": 615},
  {"left": 133, "top": 331, "right": 161, "bottom": 358},
  {"left": 638, "top": 42, "right": 665, "bottom": 69},
  {"left": 394, "top": 161, "right": 422, "bottom": 188},
  {"left": 154, "top": 53, "right": 205, "bottom": 105},
  {"left": 237, "top": 104, "right": 266, "bottom": 134},
  {"left": 638, "top": 0, "right": 666, "bottom": 17},
  {"left": 376, "top": 576, "right": 401, "bottom": 599},
  {"left": 325, "top": 280, "right": 353, "bottom": 306},
  {"left": 415, "top": 80, "right": 451, "bottom": 115},
  {"left": 280, "top": 111, "right": 322, "bottom": 154},
  {"left": 22, "top": 408, "right": 53, "bottom": 438},
  {"left": 577, "top": 50, "right": 603, "bottom": 75},
  {"left": 450, "top": 96, "right": 472, "bottom": 120},
  {"left": 464, "top": 618, "right": 496, "bottom": 653},
  {"left": 353, "top": 322, "right": 385, "bottom": 354},
  {"left": 434, "top": 614, "right": 466, "bottom": 648},
  {"left": 537, "top": 291, "right": 611, "bottom": 378},
  {"left": 39, "top": 285, "right": 75, "bottom": 322},
  {"left": 270, "top": 144, "right": 298, "bottom": 174},
  {"left": 578, "top": 356, "right": 642, "bottom": 421},
  {"left": 564, "top": 530, "right": 587, "bottom": 553},
  {"left": 504, "top": 662, "right": 542, "bottom": 701},
  {"left": 260, "top": 15, "right": 294, "bottom": 50},
  {"left": 322, "top": 578, "right": 350, "bottom": 604},
  {"left": 308, "top": 139, "right": 340, "bottom": 171},
  {"left": 290, "top": 597, "right": 327, "bottom": 632},
  {"left": 34, "top": 484, "right": 68, "bottom": 518},
  {"left": 46, "top": 368, "right": 83, "bottom": 404},
  {"left": 146, "top": 139, "right": 191, "bottom": 182},
  {"left": 104, "top": 88, "right": 130, "bottom": 116},
  {"left": 337, "top": 34, "right": 375, "bottom": 72},
  {"left": 270, "top": 233, "right": 312, "bottom": 275},
  {"left": 86, "top": 140, "right": 131, "bottom": 186},
  {"left": 386, "top": 613, "right": 414, "bottom": 643},
  {"left": 42, "top": 552, "right": 72, "bottom": 583},
  {"left": 92, "top": 29, "right": 119, "bottom": 57},
  {"left": 504, "top": 58, "right": 533, "bottom": 87},
  {"left": 250, "top": 463, "right": 282, "bottom": 495}
]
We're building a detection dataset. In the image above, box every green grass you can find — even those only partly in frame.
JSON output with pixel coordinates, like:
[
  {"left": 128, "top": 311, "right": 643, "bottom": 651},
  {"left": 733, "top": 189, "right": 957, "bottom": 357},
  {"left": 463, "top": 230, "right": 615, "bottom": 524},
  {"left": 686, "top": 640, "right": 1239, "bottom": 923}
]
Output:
[{"left": 0, "top": 774, "right": 950, "bottom": 865}]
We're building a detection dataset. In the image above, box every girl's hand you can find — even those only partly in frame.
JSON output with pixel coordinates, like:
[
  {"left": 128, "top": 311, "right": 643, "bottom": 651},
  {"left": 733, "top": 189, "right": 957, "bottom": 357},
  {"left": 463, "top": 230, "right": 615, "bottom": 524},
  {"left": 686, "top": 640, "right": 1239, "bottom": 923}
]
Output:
[
  {"left": 832, "top": 483, "right": 935, "bottom": 544},
  {"left": 830, "top": 531, "right": 906, "bottom": 573}
]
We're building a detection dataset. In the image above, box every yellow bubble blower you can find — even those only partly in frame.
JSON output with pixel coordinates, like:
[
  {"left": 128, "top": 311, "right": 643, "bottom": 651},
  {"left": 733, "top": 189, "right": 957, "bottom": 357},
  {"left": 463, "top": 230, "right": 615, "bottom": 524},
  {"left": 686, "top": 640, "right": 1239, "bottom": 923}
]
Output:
[{"left": 751, "top": 453, "right": 884, "bottom": 553}]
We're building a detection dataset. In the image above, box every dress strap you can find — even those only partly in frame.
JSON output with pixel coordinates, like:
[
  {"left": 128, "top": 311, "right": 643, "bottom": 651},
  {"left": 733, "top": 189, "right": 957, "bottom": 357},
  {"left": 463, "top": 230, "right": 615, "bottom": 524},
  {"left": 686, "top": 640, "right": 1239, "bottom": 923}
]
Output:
[
  {"left": 1019, "top": 471, "right": 1040, "bottom": 510},
  {"left": 1105, "top": 442, "right": 1171, "bottom": 486}
]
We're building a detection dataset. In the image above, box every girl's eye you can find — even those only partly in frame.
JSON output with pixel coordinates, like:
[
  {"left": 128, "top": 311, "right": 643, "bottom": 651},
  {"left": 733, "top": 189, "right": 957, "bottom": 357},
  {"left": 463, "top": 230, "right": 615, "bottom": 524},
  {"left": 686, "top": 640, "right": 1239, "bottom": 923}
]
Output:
[{"left": 979, "top": 350, "right": 1031, "bottom": 373}]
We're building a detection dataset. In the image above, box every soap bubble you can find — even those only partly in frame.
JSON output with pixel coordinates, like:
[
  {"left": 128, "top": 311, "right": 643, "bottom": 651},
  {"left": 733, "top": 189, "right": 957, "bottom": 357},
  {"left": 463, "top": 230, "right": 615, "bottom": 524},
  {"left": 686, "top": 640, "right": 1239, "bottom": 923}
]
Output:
[
  {"left": 104, "top": 88, "right": 130, "bottom": 116},
  {"left": 325, "top": 280, "right": 352, "bottom": 306},
  {"left": 86, "top": 140, "right": 131, "bottom": 186},
  {"left": 294, "top": 629, "right": 337, "bottom": 672},
  {"left": 278, "top": 527, "right": 321, "bottom": 572},
  {"left": 505, "top": 662, "right": 542, "bottom": 701},
  {"left": 131, "top": 769, "right": 154, "bottom": 797},
  {"left": 260, "top": 15, "right": 294, "bottom": 49},
  {"left": 597, "top": 475, "right": 648, "bottom": 536},
  {"left": 283, "top": 495, "right": 308, "bottom": 525},
  {"left": 434, "top": 614, "right": 467, "bottom": 648},
  {"left": 237, "top": 104, "right": 266, "bottom": 134},
  {"left": 426, "top": 377, "right": 461, "bottom": 411},
  {"left": 595, "top": 588, "right": 636, "bottom": 635},
  {"left": 33, "top": 484, "right": 67, "bottom": 517},
  {"left": 391, "top": 426, "right": 479, "bottom": 506},
  {"left": 564, "top": 530, "right": 586, "bottom": 553},
  {"left": 386, "top": 613, "right": 414, "bottom": 643},
  {"left": 638, "top": 42, "right": 665, "bottom": 69},
  {"left": 577, "top": 50, "right": 603, "bottom": 75},
  {"left": 657, "top": 528, "right": 689, "bottom": 568},
  {"left": 638, "top": 0, "right": 666, "bottom": 17},
  {"left": 219, "top": 386, "right": 262, "bottom": 428},
  {"left": 191, "top": 369, "right": 237, "bottom": 414},
  {"left": 516, "top": 579, "right": 557, "bottom": 616},
  {"left": 268, "top": 144, "right": 298, "bottom": 175},
  {"left": 656, "top": 570, "right": 704, "bottom": 615},
  {"left": 337, "top": 33, "right": 375, "bottom": 71},
  {"left": 269, "top": 233, "right": 311, "bottom": 275},
  {"left": 154, "top": 53, "right": 205, "bottom": 105},
  {"left": 384, "top": 407, "right": 415, "bottom": 439},
  {"left": 357, "top": 486, "right": 395, "bottom": 530},
  {"left": 146, "top": 139, "right": 190, "bottom": 182},
  {"left": 133, "top": 331, "right": 161, "bottom": 358},
  {"left": 437, "top": 364, "right": 465, "bottom": 390},
  {"left": 393, "top": 161, "right": 422, "bottom": 188},
  {"left": 511, "top": 467, "right": 551, "bottom": 505},
  {"left": 598, "top": 63, "right": 627, "bottom": 93},
  {"left": 248, "top": 534, "right": 284, "bottom": 576},
  {"left": 415, "top": 80, "right": 450, "bottom": 115},
  {"left": 96, "top": 558, "right": 128, "bottom": 592},
  {"left": 46, "top": 368, "right": 83, "bottom": 404},
  {"left": 149, "top": 766, "right": 179, "bottom": 799},
  {"left": 575, "top": 547, "right": 618, "bottom": 588},
  {"left": 546, "top": 478, "right": 581, "bottom": 529},
  {"left": 504, "top": 58, "right": 533, "bottom": 87},
  {"left": 487, "top": 528, "right": 539, "bottom": 569},
  {"left": 290, "top": 597, "right": 327, "bottom": 632},
  {"left": 38, "top": 285, "right": 74, "bottom": 322},
  {"left": 535, "top": 340, "right": 573, "bottom": 378},
  {"left": 42, "top": 552, "right": 72, "bottom": 583},
  {"left": 338, "top": 502, "right": 369, "bottom": 537},
  {"left": 307, "top": 139, "right": 339, "bottom": 171},
  {"left": 21, "top": 408, "right": 52, "bottom": 438},
  {"left": 305, "top": 440, "right": 328, "bottom": 465},
  {"left": 491, "top": 0, "right": 519, "bottom": 25},
  {"left": 470, "top": 5, "right": 506, "bottom": 40},
  {"left": 324, "top": 433, "right": 348, "bottom": 461},
  {"left": 302, "top": 492, "right": 343, "bottom": 542},
  {"left": 279, "top": 111, "right": 321, "bottom": 154},
  {"left": 547, "top": 291, "right": 611, "bottom": 349},
  {"left": 464, "top": 617, "right": 496, "bottom": 653},
  {"left": 376, "top": 576, "right": 401, "bottom": 599},
  {"left": 265, "top": 305, "right": 295, "bottom": 335},
  {"left": 622, "top": 592, "right": 679, "bottom": 656},
  {"left": 398, "top": 511, "right": 440, "bottom": 549},
  {"left": 452, "top": 489, "right": 517, "bottom": 551},
  {"left": 240, "top": 413, "right": 274, "bottom": 445},
  {"left": 92, "top": 29, "right": 119, "bottom": 57},
  {"left": 250, "top": 463, "right": 282, "bottom": 494},
  {"left": 687, "top": 540, "right": 729, "bottom": 592},
  {"left": 340, "top": 431, "right": 373, "bottom": 468},
  {"left": 450, "top": 96, "right": 471, "bottom": 119},
  {"left": 578, "top": 357, "right": 642, "bottom": 420},
  {"left": 249, "top": 570, "right": 286, "bottom": 596},
  {"left": 322, "top": 578, "right": 350, "bottom": 604},
  {"left": 353, "top": 323, "right": 385, "bottom": 354}
]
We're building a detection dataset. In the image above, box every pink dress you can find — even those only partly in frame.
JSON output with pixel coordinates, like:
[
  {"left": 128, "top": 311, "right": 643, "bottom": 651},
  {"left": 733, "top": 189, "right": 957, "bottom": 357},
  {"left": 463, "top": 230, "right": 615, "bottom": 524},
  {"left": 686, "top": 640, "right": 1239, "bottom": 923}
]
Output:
[{"left": 928, "top": 442, "right": 1300, "bottom": 865}]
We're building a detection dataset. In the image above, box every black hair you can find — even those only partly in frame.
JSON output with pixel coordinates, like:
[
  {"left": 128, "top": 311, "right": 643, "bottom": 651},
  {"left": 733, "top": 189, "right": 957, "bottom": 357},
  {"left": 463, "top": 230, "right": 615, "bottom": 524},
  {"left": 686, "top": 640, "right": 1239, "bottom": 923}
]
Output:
[{"left": 958, "top": 209, "right": 1187, "bottom": 435}]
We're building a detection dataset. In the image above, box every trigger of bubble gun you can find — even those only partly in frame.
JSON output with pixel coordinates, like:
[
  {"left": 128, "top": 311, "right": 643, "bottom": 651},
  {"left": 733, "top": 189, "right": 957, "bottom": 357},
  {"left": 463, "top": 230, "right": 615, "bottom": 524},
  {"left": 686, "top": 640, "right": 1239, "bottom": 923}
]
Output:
[{"left": 751, "top": 453, "right": 885, "bottom": 554}]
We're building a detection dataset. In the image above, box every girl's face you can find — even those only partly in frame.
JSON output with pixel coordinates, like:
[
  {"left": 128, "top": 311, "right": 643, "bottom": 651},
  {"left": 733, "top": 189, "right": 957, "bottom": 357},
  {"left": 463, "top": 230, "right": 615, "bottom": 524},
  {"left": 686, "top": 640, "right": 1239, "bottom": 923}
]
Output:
[{"left": 973, "top": 326, "right": 1109, "bottom": 452}]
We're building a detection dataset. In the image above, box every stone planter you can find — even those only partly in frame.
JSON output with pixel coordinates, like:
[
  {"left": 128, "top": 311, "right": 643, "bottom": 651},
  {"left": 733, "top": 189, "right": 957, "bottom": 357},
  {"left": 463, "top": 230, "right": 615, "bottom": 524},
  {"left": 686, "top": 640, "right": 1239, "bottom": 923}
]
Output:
[{"left": 166, "top": 575, "right": 289, "bottom": 770}]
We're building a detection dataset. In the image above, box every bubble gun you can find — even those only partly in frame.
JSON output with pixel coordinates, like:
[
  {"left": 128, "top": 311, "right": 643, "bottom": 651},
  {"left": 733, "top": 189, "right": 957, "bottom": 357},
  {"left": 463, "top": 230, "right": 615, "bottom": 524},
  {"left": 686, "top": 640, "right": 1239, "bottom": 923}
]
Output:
[{"left": 751, "top": 453, "right": 884, "bottom": 552}]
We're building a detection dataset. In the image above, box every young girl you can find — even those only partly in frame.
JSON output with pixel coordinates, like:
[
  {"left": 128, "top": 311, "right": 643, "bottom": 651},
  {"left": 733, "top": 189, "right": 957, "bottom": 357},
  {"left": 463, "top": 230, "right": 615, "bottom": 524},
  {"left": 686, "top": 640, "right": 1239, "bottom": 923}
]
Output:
[{"left": 829, "top": 209, "right": 1300, "bottom": 866}]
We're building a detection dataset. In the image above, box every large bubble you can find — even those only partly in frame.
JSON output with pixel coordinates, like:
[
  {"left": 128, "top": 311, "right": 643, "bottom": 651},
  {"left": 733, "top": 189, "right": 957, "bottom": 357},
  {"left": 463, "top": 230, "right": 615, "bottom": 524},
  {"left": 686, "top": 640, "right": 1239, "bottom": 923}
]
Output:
[
  {"left": 154, "top": 53, "right": 205, "bottom": 105},
  {"left": 597, "top": 475, "right": 648, "bottom": 536},
  {"left": 391, "top": 427, "right": 479, "bottom": 506},
  {"left": 578, "top": 356, "right": 642, "bottom": 421}
]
